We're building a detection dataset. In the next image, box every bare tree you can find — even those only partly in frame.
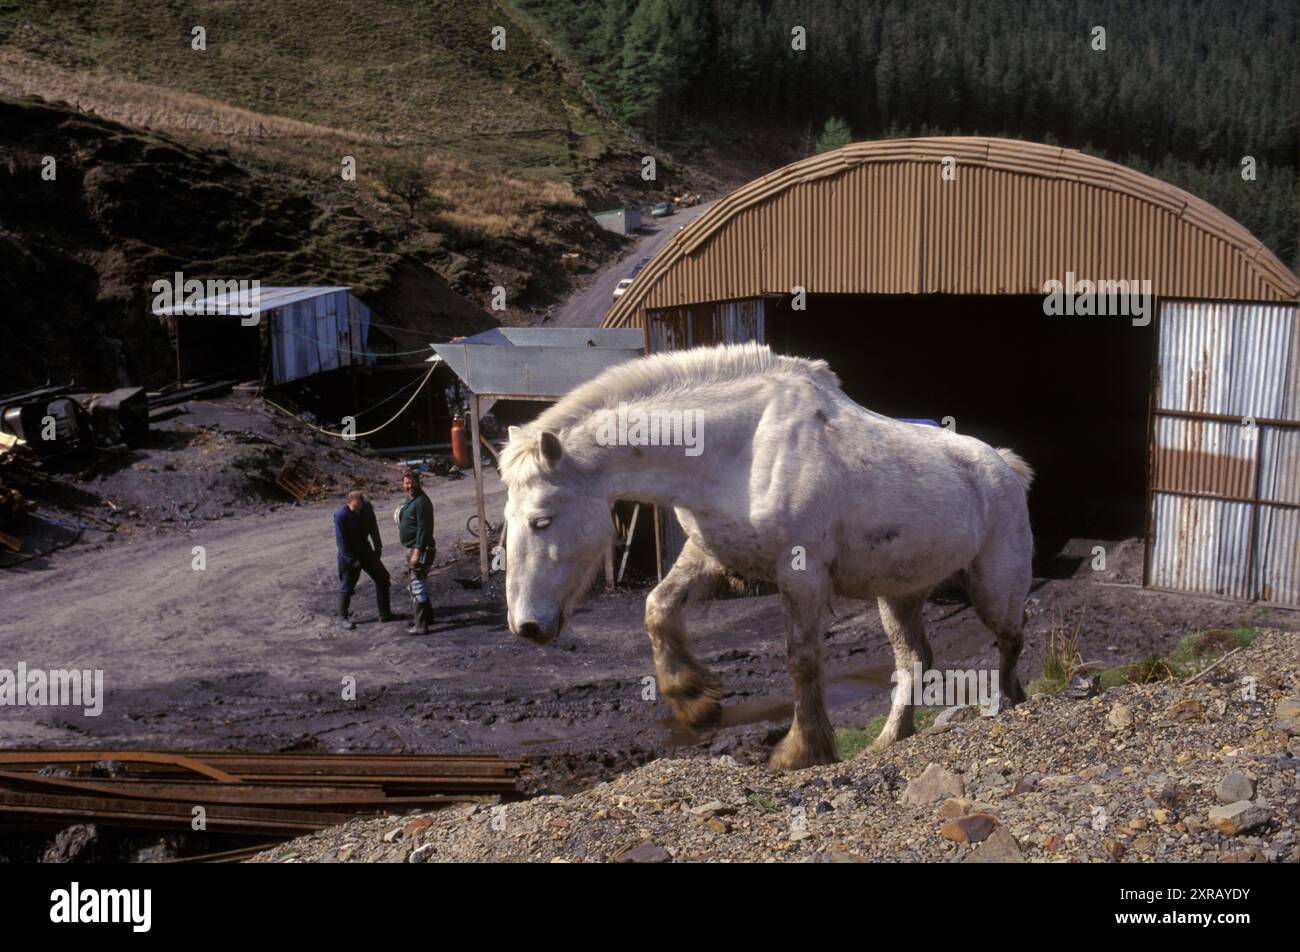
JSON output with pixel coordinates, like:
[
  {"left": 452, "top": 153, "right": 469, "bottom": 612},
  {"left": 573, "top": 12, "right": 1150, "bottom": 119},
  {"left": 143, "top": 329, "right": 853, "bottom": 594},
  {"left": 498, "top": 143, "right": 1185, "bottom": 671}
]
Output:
[{"left": 375, "top": 158, "right": 441, "bottom": 219}]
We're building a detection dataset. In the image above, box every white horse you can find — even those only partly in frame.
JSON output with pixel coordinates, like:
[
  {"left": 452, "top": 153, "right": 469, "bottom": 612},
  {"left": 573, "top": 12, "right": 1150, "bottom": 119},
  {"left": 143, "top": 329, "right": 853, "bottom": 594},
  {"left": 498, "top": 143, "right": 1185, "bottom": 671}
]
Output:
[{"left": 501, "top": 343, "right": 1033, "bottom": 771}]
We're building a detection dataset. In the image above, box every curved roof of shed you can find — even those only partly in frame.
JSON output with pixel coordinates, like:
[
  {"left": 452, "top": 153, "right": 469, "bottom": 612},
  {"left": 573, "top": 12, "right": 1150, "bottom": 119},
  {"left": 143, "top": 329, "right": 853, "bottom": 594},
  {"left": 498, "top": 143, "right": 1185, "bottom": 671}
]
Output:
[{"left": 604, "top": 137, "right": 1299, "bottom": 328}]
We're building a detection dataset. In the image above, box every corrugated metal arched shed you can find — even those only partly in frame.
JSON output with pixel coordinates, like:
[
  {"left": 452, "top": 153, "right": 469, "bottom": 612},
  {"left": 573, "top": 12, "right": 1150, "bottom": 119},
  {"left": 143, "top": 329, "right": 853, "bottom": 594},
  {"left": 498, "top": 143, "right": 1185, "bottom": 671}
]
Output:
[
  {"left": 604, "top": 137, "right": 1300, "bottom": 607},
  {"left": 605, "top": 137, "right": 1299, "bottom": 329}
]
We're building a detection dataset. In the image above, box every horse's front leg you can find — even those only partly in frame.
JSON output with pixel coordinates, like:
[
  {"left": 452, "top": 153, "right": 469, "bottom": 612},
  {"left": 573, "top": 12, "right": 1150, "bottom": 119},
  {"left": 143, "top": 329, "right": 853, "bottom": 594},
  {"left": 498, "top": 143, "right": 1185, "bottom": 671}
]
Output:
[
  {"left": 870, "top": 591, "right": 932, "bottom": 750},
  {"left": 770, "top": 571, "right": 839, "bottom": 771},
  {"left": 645, "top": 538, "right": 725, "bottom": 732}
]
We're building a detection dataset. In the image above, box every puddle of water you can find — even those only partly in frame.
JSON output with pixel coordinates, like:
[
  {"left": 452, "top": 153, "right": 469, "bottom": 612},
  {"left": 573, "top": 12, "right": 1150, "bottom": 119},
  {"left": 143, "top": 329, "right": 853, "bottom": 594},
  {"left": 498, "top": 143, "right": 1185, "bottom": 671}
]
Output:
[{"left": 825, "top": 662, "right": 896, "bottom": 707}]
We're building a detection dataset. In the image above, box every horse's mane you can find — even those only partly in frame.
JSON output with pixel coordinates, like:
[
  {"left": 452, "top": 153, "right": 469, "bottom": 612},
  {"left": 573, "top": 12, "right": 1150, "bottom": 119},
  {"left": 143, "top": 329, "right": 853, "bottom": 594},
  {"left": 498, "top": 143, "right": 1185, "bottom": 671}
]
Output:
[{"left": 501, "top": 342, "right": 840, "bottom": 482}]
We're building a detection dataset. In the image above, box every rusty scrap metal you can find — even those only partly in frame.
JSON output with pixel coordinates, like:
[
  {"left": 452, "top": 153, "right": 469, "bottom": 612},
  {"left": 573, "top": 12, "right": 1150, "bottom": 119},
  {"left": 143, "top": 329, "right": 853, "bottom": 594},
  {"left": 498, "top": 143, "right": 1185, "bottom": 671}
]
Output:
[
  {"left": 0, "top": 750, "right": 524, "bottom": 850},
  {"left": 274, "top": 459, "right": 321, "bottom": 501}
]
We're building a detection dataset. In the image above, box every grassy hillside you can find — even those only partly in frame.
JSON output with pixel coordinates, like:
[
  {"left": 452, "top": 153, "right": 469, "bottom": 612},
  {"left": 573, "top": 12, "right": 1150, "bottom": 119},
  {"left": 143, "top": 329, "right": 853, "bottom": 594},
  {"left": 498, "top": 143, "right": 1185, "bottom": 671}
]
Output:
[
  {"left": 0, "top": 0, "right": 651, "bottom": 341},
  {"left": 0, "top": 0, "right": 628, "bottom": 173}
]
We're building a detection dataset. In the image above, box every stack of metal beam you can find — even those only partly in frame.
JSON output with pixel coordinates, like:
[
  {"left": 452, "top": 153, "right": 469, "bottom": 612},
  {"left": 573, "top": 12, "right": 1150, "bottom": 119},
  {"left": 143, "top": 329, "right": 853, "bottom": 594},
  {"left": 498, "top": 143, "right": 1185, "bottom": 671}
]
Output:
[{"left": 0, "top": 750, "right": 522, "bottom": 842}]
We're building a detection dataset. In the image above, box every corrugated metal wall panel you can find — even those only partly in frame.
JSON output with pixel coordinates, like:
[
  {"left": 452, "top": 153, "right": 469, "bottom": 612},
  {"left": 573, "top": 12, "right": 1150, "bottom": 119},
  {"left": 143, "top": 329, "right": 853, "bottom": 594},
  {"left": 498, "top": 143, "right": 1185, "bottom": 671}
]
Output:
[
  {"left": 647, "top": 308, "right": 690, "bottom": 352},
  {"left": 1149, "top": 493, "right": 1253, "bottom": 599},
  {"left": 707, "top": 299, "right": 765, "bottom": 344},
  {"left": 608, "top": 136, "right": 1299, "bottom": 331},
  {"left": 1279, "top": 312, "right": 1300, "bottom": 421},
  {"left": 1151, "top": 416, "right": 1255, "bottom": 499},
  {"left": 269, "top": 289, "right": 374, "bottom": 385},
  {"left": 1259, "top": 428, "right": 1300, "bottom": 505},
  {"left": 655, "top": 507, "right": 690, "bottom": 582},
  {"left": 1255, "top": 506, "right": 1300, "bottom": 605},
  {"left": 1157, "top": 302, "right": 1294, "bottom": 418},
  {"left": 1151, "top": 301, "right": 1300, "bottom": 605},
  {"left": 305, "top": 297, "right": 323, "bottom": 377}
]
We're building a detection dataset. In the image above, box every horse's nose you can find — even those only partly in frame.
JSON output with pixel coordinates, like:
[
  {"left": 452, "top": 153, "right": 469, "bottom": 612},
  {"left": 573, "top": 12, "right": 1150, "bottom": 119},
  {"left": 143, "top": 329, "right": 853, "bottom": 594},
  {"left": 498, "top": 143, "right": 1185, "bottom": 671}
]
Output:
[{"left": 517, "top": 621, "right": 545, "bottom": 643}]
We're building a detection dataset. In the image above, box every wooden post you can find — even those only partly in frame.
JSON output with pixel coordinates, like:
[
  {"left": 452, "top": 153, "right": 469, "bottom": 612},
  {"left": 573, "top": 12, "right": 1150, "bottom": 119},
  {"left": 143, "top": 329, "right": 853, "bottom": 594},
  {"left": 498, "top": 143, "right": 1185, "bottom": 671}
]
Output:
[
  {"left": 652, "top": 505, "right": 664, "bottom": 583},
  {"left": 469, "top": 393, "right": 490, "bottom": 581},
  {"left": 434, "top": 369, "right": 444, "bottom": 447},
  {"left": 617, "top": 503, "right": 640, "bottom": 584},
  {"left": 603, "top": 535, "right": 615, "bottom": 592}
]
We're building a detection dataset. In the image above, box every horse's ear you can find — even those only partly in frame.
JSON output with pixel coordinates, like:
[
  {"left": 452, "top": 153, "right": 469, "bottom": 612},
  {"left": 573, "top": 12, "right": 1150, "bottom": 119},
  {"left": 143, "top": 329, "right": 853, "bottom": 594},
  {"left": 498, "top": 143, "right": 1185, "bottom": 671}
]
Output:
[
  {"left": 539, "top": 430, "right": 563, "bottom": 466},
  {"left": 508, "top": 425, "right": 523, "bottom": 443}
]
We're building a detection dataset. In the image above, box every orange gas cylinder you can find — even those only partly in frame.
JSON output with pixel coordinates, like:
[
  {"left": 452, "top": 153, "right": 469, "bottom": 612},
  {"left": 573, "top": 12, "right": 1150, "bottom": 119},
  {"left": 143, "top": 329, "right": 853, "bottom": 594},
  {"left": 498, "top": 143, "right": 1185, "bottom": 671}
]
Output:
[{"left": 451, "top": 416, "right": 473, "bottom": 469}]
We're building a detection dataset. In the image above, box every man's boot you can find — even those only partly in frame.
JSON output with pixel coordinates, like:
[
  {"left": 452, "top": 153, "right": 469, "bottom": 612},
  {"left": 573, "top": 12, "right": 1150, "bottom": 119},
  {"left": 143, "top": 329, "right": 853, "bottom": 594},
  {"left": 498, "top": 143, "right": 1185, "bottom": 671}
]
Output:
[
  {"left": 406, "top": 600, "right": 431, "bottom": 635},
  {"left": 339, "top": 593, "right": 355, "bottom": 631},
  {"left": 377, "top": 586, "right": 395, "bottom": 623}
]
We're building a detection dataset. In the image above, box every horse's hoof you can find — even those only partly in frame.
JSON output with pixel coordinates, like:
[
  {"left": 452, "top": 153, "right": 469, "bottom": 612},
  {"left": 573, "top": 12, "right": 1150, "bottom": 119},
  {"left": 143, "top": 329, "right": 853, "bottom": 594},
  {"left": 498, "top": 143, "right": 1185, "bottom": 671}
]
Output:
[
  {"left": 670, "top": 692, "right": 722, "bottom": 733},
  {"left": 769, "top": 733, "right": 839, "bottom": 772},
  {"left": 868, "top": 722, "right": 914, "bottom": 752}
]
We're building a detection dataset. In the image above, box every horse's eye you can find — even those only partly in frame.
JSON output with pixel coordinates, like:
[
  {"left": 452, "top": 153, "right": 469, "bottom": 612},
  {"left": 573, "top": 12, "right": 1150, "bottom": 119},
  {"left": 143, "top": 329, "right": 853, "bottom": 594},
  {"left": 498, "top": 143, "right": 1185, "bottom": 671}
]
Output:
[{"left": 530, "top": 517, "right": 552, "bottom": 530}]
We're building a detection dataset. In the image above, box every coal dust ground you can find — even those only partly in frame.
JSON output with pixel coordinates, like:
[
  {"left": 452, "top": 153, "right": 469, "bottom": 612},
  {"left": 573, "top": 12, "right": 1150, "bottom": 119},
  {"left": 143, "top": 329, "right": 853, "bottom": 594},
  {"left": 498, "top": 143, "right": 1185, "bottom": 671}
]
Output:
[
  {"left": 1, "top": 396, "right": 1295, "bottom": 810},
  {"left": 3, "top": 448, "right": 1295, "bottom": 807}
]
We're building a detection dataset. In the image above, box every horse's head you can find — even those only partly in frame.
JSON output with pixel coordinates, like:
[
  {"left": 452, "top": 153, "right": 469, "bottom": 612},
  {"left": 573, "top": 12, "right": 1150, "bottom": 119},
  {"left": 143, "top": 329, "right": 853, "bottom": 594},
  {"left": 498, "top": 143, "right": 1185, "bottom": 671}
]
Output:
[{"left": 500, "top": 426, "right": 610, "bottom": 645}]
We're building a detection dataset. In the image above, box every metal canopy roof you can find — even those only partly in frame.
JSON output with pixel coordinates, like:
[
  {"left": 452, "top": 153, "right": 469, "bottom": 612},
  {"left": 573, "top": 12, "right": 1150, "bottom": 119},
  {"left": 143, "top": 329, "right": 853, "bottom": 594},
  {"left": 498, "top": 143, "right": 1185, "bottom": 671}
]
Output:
[
  {"left": 426, "top": 325, "right": 645, "bottom": 579},
  {"left": 153, "top": 286, "right": 352, "bottom": 316},
  {"left": 427, "top": 327, "right": 644, "bottom": 399}
]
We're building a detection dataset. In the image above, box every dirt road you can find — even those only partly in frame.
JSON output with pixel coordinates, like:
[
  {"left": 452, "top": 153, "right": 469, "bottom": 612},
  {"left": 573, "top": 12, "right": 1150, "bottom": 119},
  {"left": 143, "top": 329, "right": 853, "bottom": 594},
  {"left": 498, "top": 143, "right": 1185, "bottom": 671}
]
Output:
[{"left": 548, "top": 202, "right": 715, "bottom": 327}]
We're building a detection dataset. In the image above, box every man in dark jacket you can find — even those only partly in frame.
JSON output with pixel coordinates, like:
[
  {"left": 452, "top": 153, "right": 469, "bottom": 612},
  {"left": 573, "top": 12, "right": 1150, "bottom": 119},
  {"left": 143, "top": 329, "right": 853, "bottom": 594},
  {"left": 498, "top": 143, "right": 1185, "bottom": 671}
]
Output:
[
  {"left": 334, "top": 490, "right": 393, "bottom": 630},
  {"left": 399, "top": 469, "right": 436, "bottom": 635}
]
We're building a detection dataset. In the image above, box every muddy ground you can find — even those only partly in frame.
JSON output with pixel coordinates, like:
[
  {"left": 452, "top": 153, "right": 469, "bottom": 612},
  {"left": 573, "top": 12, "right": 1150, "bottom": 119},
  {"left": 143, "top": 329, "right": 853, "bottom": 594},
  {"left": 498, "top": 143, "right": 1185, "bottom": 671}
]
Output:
[{"left": 2, "top": 399, "right": 1295, "bottom": 814}]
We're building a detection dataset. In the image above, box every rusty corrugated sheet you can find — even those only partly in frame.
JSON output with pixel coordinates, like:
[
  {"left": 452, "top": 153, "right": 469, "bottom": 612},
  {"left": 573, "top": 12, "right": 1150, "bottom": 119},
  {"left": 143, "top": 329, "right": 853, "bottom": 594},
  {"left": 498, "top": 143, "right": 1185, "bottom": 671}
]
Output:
[
  {"left": 1151, "top": 417, "right": 1255, "bottom": 499},
  {"left": 1150, "top": 301, "right": 1300, "bottom": 605},
  {"left": 1149, "top": 494, "right": 1254, "bottom": 600},
  {"left": 1259, "top": 428, "right": 1300, "bottom": 506},
  {"left": 1157, "top": 302, "right": 1295, "bottom": 418},
  {"left": 1257, "top": 426, "right": 1300, "bottom": 605},
  {"left": 1255, "top": 506, "right": 1300, "bottom": 605},
  {"left": 647, "top": 308, "right": 690, "bottom": 353},
  {"left": 604, "top": 136, "right": 1299, "bottom": 330}
]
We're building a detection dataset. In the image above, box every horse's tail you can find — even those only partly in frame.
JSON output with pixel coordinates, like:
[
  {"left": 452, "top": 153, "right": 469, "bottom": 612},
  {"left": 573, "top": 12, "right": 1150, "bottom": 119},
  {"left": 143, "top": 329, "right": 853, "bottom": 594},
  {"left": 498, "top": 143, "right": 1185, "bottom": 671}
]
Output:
[{"left": 996, "top": 448, "right": 1035, "bottom": 493}]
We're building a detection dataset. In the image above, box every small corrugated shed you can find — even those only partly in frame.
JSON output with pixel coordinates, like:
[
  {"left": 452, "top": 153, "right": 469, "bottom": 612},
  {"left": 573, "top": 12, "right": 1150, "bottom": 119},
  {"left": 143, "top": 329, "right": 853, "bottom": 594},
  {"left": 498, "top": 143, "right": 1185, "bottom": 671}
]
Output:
[
  {"left": 592, "top": 207, "right": 642, "bottom": 236},
  {"left": 154, "top": 286, "right": 373, "bottom": 385}
]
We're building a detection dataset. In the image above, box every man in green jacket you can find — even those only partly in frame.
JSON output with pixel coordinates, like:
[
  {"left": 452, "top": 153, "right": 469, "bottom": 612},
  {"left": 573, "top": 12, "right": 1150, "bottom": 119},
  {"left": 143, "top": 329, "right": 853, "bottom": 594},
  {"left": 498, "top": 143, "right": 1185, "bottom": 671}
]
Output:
[{"left": 399, "top": 469, "right": 436, "bottom": 635}]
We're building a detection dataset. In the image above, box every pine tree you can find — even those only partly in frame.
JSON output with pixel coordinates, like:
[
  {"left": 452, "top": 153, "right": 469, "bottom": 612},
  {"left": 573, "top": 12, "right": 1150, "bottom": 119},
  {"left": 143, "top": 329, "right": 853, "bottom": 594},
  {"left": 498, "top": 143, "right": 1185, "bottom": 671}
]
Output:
[{"left": 816, "top": 116, "right": 852, "bottom": 153}]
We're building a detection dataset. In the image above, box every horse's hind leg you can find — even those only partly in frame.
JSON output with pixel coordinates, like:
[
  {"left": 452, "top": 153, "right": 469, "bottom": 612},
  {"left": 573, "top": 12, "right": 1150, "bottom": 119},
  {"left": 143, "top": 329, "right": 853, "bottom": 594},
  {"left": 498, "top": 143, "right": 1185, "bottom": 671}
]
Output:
[
  {"left": 770, "top": 569, "right": 839, "bottom": 771},
  {"left": 870, "top": 590, "right": 933, "bottom": 750},
  {"left": 963, "top": 528, "right": 1032, "bottom": 706},
  {"left": 645, "top": 538, "right": 726, "bottom": 731}
]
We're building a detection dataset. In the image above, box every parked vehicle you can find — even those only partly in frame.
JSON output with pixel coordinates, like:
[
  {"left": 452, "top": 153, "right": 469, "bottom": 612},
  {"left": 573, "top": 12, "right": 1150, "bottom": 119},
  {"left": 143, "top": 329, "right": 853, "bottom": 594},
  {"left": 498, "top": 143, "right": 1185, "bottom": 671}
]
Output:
[
  {"left": 651, "top": 201, "right": 673, "bottom": 218},
  {"left": 612, "top": 278, "right": 634, "bottom": 300},
  {"left": 631, "top": 255, "right": 652, "bottom": 276}
]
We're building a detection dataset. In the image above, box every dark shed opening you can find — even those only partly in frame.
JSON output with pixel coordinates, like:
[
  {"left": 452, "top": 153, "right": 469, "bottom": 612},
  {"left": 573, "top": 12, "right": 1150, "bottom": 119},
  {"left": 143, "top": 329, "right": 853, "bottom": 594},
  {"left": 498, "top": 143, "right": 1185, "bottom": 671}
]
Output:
[{"left": 768, "top": 293, "right": 1154, "bottom": 575}]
